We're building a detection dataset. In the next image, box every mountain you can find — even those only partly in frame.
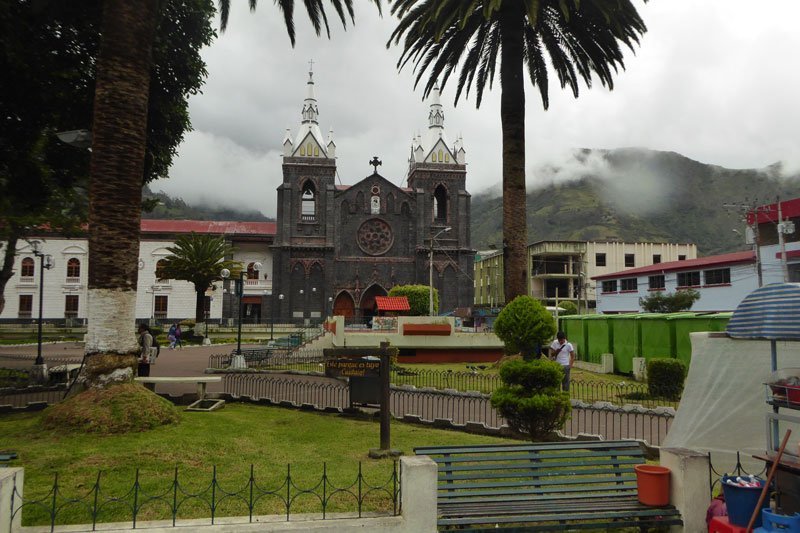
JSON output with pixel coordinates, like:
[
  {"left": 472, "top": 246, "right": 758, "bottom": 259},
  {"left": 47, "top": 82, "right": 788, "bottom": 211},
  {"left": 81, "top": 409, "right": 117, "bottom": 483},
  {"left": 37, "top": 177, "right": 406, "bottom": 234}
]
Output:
[
  {"left": 470, "top": 148, "right": 800, "bottom": 255},
  {"left": 141, "top": 186, "right": 273, "bottom": 222}
]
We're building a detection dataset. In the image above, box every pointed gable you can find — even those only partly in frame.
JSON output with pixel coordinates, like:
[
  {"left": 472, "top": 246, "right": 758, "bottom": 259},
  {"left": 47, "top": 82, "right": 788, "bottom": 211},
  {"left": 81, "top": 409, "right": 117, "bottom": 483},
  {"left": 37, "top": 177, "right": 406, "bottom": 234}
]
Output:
[
  {"left": 292, "top": 131, "right": 326, "bottom": 158},
  {"left": 425, "top": 138, "right": 456, "bottom": 164}
]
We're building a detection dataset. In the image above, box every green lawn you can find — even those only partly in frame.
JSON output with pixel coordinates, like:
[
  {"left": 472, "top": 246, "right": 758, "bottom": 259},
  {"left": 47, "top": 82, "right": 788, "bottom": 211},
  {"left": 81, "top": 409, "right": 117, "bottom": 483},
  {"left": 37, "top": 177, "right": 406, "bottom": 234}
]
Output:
[{"left": 1, "top": 403, "right": 518, "bottom": 526}]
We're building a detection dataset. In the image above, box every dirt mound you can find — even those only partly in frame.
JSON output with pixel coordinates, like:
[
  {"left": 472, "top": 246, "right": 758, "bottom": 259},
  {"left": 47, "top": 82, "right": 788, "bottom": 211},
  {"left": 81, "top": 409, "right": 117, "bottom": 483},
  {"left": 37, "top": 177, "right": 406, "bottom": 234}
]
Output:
[{"left": 42, "top": 383, "right": 179, "bottom": 434}]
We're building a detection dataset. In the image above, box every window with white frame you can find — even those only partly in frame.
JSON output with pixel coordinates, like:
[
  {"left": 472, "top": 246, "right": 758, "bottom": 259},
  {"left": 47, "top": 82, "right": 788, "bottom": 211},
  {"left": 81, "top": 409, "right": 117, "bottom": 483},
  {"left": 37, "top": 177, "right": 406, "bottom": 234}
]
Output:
[
  {"left": 677, "top": 271, "right": 701, "bottom": 288},
  {"left": 620, "top": 278, "right": 638, "bottom": 291},
  {"left": 64, "top": 295, "right": 79, "bottom": 318},
  {"left": 19, "top": 295, "right": 33, "bottom": 318},
  {"left": 21, "top": 257, "right": 34, "bottom": 277},
  {"left": 648, "top": 275, "right": 665, "bottom": 290},
  {"left": 601, "top": 280, "right": 617, "bottom": 293},
  {"left": 704, "top": 268, "right": 731, "bottom": 286}
]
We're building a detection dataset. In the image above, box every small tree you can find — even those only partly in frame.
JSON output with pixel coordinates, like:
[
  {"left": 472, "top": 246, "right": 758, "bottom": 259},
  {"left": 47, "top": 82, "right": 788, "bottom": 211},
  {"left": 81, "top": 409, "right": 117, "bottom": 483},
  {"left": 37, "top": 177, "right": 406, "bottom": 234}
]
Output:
[
  {"left": 558, "top": 301, "right": 578, "bottom": 316},
  {"left": 388, "top": 284, "right": 437, "bottom": 316},
  {"left": 493, "top": 296, "right": 556, "bottom": 360},
  {"left": 160, "top": 233, "right": 241, "bottom": 323},
  {"left": 490, "top": 359, "right": 571, "bottom": 441},
  {"left": 639, "top": 290, "right": 701, "bottom": 313}
]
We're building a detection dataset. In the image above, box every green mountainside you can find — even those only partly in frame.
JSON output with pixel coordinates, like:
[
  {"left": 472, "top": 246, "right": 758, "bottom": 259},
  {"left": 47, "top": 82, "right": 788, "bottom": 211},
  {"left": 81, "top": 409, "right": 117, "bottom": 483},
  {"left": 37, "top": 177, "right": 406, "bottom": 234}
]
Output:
[{"left": 471, "top": 148, "right": 800, "bottom": 255}]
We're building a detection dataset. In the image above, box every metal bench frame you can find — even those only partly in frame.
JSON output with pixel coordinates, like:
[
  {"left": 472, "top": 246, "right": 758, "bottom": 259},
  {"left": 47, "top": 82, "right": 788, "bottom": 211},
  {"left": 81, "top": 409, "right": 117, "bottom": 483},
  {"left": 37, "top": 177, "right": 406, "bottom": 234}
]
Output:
[{"left": 415, "top": 440, "right": 682, "bottom": 532}]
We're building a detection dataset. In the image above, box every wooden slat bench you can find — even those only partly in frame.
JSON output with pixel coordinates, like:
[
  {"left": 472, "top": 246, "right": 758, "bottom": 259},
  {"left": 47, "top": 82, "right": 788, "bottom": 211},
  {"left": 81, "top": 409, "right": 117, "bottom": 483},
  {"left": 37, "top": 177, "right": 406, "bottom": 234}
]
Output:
[
  {"left": 414, "top": 440, "right": 682, "bottom": 532},
  {"left": 135, "top": 376, "right": 221, "bottom": 400}
]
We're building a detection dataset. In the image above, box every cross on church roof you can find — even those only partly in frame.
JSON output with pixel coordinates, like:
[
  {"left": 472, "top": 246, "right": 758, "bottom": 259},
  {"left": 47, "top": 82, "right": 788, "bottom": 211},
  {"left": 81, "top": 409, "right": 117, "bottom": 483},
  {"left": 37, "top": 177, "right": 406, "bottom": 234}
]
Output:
[
  {"left": 308, "top": 58, "right": 314, "bottom": 72},
  {"left": 370, "top": 156, "right": 382, "bottom": 174}
]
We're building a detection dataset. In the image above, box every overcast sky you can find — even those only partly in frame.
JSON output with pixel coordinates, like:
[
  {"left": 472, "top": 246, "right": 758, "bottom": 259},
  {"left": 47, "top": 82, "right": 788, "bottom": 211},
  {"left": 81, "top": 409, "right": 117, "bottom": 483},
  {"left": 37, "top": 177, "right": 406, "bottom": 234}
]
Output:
[{"left": 155, "top": 0, "right": 800, "bottom": 218}]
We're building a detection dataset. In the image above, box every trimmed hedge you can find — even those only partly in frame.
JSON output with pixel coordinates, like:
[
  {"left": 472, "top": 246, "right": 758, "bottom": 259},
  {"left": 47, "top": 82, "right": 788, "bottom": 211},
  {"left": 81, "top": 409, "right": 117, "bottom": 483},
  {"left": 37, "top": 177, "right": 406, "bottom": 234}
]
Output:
[
  {"left": 647, "top": 358, "right": 688, "bottom": 400},
  {"left": 388, "top": 284, "right": 437, "bottom": 316}
]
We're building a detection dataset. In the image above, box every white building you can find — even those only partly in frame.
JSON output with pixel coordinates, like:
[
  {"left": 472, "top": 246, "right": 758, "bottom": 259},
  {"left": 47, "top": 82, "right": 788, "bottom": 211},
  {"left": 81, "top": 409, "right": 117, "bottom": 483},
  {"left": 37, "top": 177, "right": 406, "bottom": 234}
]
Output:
[
  {"left": 592, "top": 251, "right": 758, "bottom": 313},
  {"left": 752, "top": 197, "right": 800, "bottom": 285},
  {"left": 0, "top": 220, "right": 275, "bottom": 323}
]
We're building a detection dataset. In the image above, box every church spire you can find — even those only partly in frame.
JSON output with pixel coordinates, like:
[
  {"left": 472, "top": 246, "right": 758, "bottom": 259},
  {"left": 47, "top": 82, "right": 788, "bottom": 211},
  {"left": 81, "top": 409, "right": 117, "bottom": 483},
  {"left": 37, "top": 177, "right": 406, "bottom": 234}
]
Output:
[
  {"left": 284, "top": 61, "right": 329, "bottom": 158},
  {"left": 428, "top": 83, "right": 444, "bottom": 130},
  {"left": 301, "top": 62, "right": 319, "bottom": 125}
]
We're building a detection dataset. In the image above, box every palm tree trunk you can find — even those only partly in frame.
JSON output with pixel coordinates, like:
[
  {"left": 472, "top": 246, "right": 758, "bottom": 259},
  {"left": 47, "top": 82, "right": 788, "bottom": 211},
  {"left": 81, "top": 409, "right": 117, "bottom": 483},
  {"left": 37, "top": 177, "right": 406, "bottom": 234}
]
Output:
[
  {"left": 84, "top": 0, "right": 159, "bottom": 385},
  {"left": 499, "top": 9, "right": 528, "bottom": 302},
  {"left": 195, "top": 287, "right": 205, "bottom": 325},
  {"left": 0, "top": 228, "right": 20, "bottom": 316}
]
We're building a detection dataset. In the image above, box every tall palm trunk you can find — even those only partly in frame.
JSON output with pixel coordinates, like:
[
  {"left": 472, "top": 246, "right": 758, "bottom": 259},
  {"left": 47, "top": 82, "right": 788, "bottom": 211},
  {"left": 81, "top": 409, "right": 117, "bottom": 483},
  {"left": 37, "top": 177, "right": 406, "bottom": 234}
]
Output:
[
  {"left": 84, "top": 0, "right": 159, "bottom": 384},
  {"left": 499, "top": 10, "right": 528, "bottom": 302},
  {"left": 195, "top": 288, "right": 205, "bottom": 325}
]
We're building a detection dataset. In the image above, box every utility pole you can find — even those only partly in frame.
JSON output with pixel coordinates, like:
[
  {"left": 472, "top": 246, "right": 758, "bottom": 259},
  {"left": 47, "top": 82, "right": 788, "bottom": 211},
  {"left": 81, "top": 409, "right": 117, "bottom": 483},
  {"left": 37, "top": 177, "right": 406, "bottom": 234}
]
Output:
[
  {"left": 778, "top": 198, "right": 790, "bottom": 283},
  {"left": 724, "top": 200, "right": 768, "bottom": 287}
]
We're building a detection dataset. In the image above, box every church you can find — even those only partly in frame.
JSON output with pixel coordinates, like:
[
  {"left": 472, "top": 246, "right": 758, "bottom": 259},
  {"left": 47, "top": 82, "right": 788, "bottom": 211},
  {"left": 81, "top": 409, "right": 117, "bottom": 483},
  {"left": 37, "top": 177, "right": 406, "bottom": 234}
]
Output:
[{"left": 271, "top": 69, "right": 475, "bottom": 322}]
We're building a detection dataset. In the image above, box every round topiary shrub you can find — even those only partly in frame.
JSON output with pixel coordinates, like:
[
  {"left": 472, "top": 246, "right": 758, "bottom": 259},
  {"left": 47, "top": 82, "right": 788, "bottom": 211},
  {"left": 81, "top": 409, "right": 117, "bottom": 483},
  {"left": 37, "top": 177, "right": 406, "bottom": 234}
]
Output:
[
  {"left": 646, "top": 358, "right": 688, "bottom": 400},
  {"left": 493, "top": 296, "right": 556, "bottom": 360},
  {"left": 490, "top": 359, "right": 571, "bottom": 441}
]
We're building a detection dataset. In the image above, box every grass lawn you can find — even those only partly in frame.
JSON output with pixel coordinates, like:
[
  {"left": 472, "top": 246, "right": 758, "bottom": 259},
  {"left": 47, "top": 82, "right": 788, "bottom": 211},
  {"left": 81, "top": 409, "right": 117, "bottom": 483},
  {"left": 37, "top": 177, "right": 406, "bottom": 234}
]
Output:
[{"left": 1, "top": 403, "right": 518, "bottom": 526}]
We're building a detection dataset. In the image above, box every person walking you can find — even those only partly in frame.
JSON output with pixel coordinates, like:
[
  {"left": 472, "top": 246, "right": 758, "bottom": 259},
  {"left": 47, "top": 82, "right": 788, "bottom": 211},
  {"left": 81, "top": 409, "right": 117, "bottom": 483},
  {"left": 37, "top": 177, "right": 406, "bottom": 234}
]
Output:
[
  {"left": 167, "top": 323, "right": 177, "bottom": 349},
  {"left": 174, "top": 324, "right": 182, "bottom": 349},
  {"left": 549, "top": 331, "right": 575, "bottom": 392},
  {"left": 137, "top": 323, "right": 153, "bottom": 377}
]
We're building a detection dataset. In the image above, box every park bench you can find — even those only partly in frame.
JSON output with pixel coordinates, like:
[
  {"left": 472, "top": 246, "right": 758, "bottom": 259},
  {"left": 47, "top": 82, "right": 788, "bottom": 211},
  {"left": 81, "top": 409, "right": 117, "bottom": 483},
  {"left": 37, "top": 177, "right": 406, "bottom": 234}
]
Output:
[
  {"left": 134, "top": 376, "right": 221, "bottom": 400},
  {"left": 414, "top": 440, "right": 682, "bottom": 532},
  {"left": 0, "top": 452, "right": 17, "bottom": 467}
]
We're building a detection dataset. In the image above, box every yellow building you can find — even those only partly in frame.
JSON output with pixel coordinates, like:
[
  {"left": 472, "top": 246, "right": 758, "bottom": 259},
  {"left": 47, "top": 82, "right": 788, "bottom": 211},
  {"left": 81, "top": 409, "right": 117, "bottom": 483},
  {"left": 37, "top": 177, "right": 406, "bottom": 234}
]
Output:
[{"left": 474, "top": 240, "right": 697, "bottom": 311}]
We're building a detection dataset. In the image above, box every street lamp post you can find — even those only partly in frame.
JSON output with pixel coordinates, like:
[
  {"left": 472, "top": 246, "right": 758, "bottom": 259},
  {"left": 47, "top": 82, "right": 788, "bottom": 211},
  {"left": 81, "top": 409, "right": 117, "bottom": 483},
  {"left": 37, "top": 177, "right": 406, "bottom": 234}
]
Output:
[
  {"left": 429, "top": 227, "right": 451, "bottom": 316},
  {"left": 221, "top": 262, "right": 261, "bottom": 367},
  {"left": 328, "top": 296, "right": 333, "bottom": 318},
  {"left": 30, "top": 241, "right": 54, "bottom": 375}
]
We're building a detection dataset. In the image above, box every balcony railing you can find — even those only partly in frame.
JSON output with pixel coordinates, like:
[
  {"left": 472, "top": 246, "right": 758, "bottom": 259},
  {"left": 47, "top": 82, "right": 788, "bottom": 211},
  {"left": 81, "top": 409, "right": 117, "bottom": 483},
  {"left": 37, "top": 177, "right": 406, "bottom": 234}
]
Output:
[
  {"left": 65, "top": 276, "right": 81, "bottom": 285},
  {"left": 18, "top": 276, "right": 35, "bottom": 285}
]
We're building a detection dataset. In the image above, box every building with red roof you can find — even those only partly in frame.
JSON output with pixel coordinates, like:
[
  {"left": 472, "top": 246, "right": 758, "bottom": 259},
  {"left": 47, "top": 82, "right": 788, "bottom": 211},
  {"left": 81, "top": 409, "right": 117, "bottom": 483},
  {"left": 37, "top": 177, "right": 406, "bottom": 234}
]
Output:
[{"left": 592, "top": 250, "right": 758, "bottom": 313}]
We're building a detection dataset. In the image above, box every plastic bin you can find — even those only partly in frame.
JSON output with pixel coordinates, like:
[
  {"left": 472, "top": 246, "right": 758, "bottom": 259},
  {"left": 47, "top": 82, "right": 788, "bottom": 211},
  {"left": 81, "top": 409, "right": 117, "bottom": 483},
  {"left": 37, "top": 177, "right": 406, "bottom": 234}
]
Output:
[
  {"left": 669, "top": 312, "right": 732, "bottom": 367},
  {"left": 608, "top": 314, "right": 641, "bottom": 374},
  {"left": 634, "top": 464, "right": 671, "bottom": 506},
  {"left": 756, "top": 509, "right": 800, "bottom": 532},
  {"left": 583, "top": 315, "right": 612, "bottom": 364},
  {"left": 638, "top": 313, "right": 676, "bottom": 361},
  {"left": 722, "top": 475, "right": 768, "bottom": 528}
]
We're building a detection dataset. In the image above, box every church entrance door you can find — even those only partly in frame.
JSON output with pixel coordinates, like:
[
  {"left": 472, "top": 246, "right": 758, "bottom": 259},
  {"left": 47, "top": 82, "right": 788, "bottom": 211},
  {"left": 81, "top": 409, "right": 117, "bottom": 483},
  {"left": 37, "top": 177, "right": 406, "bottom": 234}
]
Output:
[
  {"left": 360, "top": 285, "right": 388, "bottom": 320},
  {"left": 333, "top": 292, "right": 355, "bottom": 318}
]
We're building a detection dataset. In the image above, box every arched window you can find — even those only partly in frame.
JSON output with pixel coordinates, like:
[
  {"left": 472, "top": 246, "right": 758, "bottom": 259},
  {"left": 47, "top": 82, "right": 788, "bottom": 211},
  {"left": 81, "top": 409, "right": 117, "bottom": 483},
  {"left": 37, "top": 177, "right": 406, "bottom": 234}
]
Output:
[
  {"left": 246, "top": 262, "right": 259, "bottom": 280},
  {"left": 20, "top": 257, "right": 34, "bottom": 277},
  {"left": 301, "top": 182, "right": 316, "bottom": 221},
  {"left": 155, "top": 259, "right": 168, "bottom": 281},
  {"left": 434, "top": 185, "right": 448, "bottom": 221},
  {"left": 66, "top": 258, "right": 80, "bottom": 279}
]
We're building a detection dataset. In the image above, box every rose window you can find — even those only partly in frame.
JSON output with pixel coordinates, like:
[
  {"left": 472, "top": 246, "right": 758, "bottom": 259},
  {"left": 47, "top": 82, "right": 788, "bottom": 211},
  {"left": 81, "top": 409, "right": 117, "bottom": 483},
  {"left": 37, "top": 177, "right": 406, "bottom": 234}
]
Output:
[{"left": 357, "top": 219, "right": 394, "bottom": 256}]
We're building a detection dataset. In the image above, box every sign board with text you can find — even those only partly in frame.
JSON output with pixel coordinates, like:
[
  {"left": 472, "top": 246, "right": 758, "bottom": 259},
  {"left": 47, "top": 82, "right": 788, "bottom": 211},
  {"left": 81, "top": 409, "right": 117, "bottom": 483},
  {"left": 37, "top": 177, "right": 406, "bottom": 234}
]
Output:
[{"left": 325, "top": 358, "right": 381, "bottom": 379}]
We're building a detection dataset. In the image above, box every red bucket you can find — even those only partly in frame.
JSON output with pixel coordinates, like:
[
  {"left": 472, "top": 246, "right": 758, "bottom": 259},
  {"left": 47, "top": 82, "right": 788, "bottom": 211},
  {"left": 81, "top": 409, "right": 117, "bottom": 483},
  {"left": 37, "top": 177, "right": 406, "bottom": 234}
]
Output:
[{"left": 635, "top": 464, "right": 671, "bottom": 506}]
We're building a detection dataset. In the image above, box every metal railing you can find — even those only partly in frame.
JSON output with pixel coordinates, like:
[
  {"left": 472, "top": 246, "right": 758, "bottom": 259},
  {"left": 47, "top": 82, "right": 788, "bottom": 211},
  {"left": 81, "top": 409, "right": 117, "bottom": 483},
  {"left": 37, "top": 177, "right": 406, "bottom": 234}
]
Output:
[
  {"left": 708, "top": 451, "right": 767, "bottom": 496},
  {"left": 0, "top": 384, "right": 67, "bottom": 407},
  {"left": 211, "top": 356, "right": 679, "bottom": 409},
  {"left": 222, "top": 374, "right": 674, "bottom": 446},
  {"left": 13, "top": 462, "right": 399, "bottom": 531}
]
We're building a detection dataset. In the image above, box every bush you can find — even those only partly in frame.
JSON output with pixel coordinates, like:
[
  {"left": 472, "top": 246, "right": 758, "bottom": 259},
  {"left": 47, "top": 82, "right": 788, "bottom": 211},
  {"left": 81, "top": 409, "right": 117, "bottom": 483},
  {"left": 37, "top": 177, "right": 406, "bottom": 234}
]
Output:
[
  {"left": 493, "top": 296, "right": 556, "bottom": 360},
  {"left": 558, "top": 301, "right": 578, "bottom": 316},
  {"left": 490, "top": 359, "right": 571, "bottom": 441},
  {"left": 639, "top": 290, "right": 700, "bottom": 313},
  {"left": 647, "top": 358, "right": 687, "bottom": 400},
  {"left": 388, "top": 284, "right": 437, "bottom": 315}
]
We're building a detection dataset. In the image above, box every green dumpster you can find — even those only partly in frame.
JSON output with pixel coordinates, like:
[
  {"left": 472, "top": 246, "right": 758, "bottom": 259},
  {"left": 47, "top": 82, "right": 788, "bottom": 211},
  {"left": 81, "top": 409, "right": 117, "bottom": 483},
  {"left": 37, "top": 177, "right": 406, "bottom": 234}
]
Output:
[
  {"left": 608, "top": 314, "right": 642, "bottom": 374},
  {"left": 289, "top": 333, "right": 302, "bottom": 347},
  {"left": 560, "top": 315, "right": 587, "bottom": 362},
  {"left": 669, "top": 312, "right": 732, "bottom": 367},
  {"left": 638, "top": 313, "right": 675, "bottom": 361},
  {"left": 584, "top": 315, "right": 612, "bottom": 364}
]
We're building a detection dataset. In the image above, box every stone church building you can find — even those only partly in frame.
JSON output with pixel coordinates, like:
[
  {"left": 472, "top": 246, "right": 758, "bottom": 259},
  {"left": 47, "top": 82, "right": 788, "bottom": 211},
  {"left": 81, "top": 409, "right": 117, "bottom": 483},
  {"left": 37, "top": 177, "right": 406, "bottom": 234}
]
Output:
[{"left": 271, "top": 70, "right": 475, "bottom": 322}]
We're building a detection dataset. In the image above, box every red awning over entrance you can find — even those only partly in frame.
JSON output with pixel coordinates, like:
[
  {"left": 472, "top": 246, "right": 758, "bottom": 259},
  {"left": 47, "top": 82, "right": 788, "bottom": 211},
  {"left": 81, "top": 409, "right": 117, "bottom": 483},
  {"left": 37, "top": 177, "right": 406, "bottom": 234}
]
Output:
[{"left": 375, "top": 296, "right": 410, "bottom": 312}]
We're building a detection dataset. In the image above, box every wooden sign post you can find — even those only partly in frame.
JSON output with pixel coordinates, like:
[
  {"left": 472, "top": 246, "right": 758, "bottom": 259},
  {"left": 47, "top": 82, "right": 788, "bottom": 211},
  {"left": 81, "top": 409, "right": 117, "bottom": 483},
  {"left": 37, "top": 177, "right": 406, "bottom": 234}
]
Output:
[{"left": 323, "top": 342, "right": 400, "bottom": 458}]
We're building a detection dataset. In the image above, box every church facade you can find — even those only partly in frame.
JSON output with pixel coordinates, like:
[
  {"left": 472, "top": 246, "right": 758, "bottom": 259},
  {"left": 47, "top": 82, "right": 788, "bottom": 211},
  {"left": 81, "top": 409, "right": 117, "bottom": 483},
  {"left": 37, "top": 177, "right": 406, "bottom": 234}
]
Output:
[{"left": 271, "top": 70, "right": 475, "bottom": 322}]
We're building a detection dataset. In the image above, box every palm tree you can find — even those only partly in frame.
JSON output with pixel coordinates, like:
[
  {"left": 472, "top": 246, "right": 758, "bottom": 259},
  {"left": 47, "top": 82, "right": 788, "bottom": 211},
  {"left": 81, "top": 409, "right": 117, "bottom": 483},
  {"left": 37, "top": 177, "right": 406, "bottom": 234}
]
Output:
[
  {"left": 84, "top": 0, "right": 378, "bottom": 385},
  {"left": 159, "top": 233, "right": 241, "bottom": 324},
  {"left": 388, "top": 0, "right": 647, "bottom": 302}
]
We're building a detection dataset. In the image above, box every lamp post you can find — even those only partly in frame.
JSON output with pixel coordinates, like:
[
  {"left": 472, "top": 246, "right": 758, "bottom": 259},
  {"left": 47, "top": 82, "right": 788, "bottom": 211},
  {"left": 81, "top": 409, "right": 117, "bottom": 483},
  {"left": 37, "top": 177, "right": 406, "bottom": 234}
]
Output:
[
  {"left": 429, "top": 227, "right": 451, "bottom": 316},
  {"left": 221, "top": 262, "right": 261, "bottom": 360},
  {"left": 271, "top": 293, "right": 283, "bottom": 342},
  {"left": 328, "top": 296, "right": 333, "bottom": 318},
  {"left": 30, "top": 241, "right": 54, "bottom": 369}
]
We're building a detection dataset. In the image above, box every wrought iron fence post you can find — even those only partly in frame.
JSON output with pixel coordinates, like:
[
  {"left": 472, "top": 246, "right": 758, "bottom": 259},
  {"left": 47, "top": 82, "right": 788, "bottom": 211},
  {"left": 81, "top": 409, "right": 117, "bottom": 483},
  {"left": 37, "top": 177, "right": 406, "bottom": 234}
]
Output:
[
  {"left": 50, "top": 473, "right": 59, "bottom": 533},
  {"left": 285, "top": 464, "right": 291, "bottom": 521},
  {"left": 211, "top": 465, "right": 217, "bottom": 524},
  {"left": 322, "top": 462, "right": 327, "bottom": 519},
  {"left": 172, "top": 466, "right": 178, "bottom": 526},
  {"left": 248, "top": 464, "right": 254, "bottom": 523},
  {"left": 91, "top": 471, "right": 101, "bottom": 531},
  {"left": 358, "top": 461, "right": 363, "bottom": 518},
  {"left": 132, "top": 469, "right": 140, "bottom": 529}
]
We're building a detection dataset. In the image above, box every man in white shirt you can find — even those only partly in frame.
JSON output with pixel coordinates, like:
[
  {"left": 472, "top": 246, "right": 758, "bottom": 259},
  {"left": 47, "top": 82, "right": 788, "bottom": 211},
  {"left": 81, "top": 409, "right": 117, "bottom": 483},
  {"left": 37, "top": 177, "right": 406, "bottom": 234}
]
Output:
[{"left": 549, "top": 331, "right": 575, "bottom": 392}]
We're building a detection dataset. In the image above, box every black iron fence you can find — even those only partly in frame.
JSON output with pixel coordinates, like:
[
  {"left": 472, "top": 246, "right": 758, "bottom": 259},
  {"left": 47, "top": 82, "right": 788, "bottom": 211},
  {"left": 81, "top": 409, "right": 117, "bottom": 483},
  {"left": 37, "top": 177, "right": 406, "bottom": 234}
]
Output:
[
  {"left": 708, "top": 451, "right": 768, "bottom": 496},
  {"left": 222, "top": 374, "right": 674, "bottom": 446},
  {"left": 13, "top": 462, "right": 399, "bottom": 531},
  {"left": 0, "top": 385, "right": 67, "bottom": 408}
]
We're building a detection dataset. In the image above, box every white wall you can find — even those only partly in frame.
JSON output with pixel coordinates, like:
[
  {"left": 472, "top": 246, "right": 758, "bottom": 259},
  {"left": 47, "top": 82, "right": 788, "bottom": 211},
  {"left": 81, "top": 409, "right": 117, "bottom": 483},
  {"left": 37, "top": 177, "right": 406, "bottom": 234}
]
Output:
[
  {"left": 595, "top": 261, "right": 759, "bottom": 313},
  {"left": 1, "top": 237, "right": 273, "bottom": 321},
  {"left": 760, "top": 241, "right": 800, "bottom": 285}
]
